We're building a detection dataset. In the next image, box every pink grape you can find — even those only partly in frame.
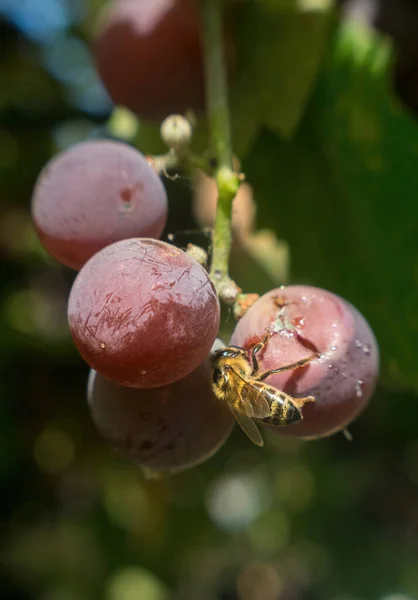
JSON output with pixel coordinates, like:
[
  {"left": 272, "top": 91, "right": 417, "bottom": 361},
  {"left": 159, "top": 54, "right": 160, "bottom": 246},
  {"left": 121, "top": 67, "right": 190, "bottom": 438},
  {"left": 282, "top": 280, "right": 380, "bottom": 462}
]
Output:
[
  {"left": 68, "top": 238, "right": 220, "bottom": 388},
  {"left": 94, "top": 0, "right": 234, "bottom": 120},
  {"left": 31, "top": 140, "right": 167, "bottom": 270},
  {"left": 87, "top": 355, "right": 234, "bottom": 473},
  {"left": 230, "top": 285, "right": 379, "bottom": 439}
]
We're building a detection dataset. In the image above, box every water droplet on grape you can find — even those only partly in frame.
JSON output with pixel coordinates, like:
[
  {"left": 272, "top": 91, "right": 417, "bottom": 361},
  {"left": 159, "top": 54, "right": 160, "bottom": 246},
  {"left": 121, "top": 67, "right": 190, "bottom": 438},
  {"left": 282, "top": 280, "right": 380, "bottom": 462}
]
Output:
[
  {"left": 355, "top": 340, "right": 363, "bottom": 349},
  {"left": 100, "top": 342, "right": 106, "bottom": 349},
  {"left": 363, "top": 344, "right": 371, "bottom": 355},
  {"left": 281, "top": 329, "right": 296, "bottom": 339},
  {"left": 292, "top": 316, "right": 305, "bottom": 327},
  {"left": 330, "top": 346, "right": 337, "bottom": 352},
  {"left": 355, "top": 380, "right": 364, "bottom": 397}
]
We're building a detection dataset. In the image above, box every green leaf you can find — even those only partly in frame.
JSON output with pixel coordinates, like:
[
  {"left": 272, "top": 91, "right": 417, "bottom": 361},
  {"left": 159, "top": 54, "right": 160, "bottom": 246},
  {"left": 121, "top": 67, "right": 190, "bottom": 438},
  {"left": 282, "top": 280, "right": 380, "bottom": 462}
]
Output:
[
  {"left": 244, "top": 18, "right": 418, "bottom": 391},
  {"left": 229, "top": 0, "right": 334, "bottom": 154}
]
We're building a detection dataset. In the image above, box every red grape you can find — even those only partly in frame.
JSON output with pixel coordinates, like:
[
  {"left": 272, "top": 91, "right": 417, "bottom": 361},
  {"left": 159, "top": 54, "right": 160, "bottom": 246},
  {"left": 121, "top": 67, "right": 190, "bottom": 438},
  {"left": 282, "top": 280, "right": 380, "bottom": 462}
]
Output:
[
  {"left": 87, "top": 355, "right": 234, "bottom": 473},
  {"left": 68, "top": 238, "right": 220, "bottom": 388},
  {"left": 31, "top": 140, "right": 167, "bottom": 270},
  {"left": 230, "top": 285, "right": 379, "bottom": 439},
  {"left": 94, "top": 0, "right": 233, "bottom": 120}
]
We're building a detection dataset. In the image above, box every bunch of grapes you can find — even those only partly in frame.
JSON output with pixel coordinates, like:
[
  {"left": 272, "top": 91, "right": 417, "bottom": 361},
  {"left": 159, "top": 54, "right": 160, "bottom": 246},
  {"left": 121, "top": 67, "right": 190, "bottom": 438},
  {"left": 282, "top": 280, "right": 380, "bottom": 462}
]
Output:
[{"left": 30, "top": 0, "right": 379, "bottom": 474}]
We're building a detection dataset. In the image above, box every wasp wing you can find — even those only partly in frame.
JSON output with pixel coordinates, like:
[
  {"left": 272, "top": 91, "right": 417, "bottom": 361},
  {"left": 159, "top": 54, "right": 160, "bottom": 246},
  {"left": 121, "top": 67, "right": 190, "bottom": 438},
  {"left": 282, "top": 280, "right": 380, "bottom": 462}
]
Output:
[
  {"left": 226, "top": 367, "right": 271, "bottom": 420},
  {"left": 230, "top": 406, "right": 264, "bottom": 447}
]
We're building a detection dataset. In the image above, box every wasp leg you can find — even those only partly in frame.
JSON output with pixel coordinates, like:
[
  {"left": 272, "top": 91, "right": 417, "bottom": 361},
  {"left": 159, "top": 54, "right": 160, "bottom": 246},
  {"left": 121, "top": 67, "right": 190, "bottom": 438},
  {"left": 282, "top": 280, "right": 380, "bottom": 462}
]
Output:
[
  {"left": 249, "top": 333, "right": 271, "bottom": 375},
  {"left": 256, "top": 353, "right": 319, "bottom": 381},
  {"left": 291, "top": 395, "right": 316, "bottom": 409}
]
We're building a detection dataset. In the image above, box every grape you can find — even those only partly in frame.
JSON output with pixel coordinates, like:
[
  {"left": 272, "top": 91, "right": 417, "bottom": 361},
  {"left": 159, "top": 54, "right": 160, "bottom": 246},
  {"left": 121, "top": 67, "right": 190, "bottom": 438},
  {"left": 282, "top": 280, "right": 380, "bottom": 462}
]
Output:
[
  {"left": 31, "top": 140, "right": 167, "bottom": 270},
  {"left": 94, "top": 0, "right": 233, "bottom": 120},
  {"left": 68, "top": 238, "right": 220, "bottom": 388},
  {"left": 87, "top": 354, "right": 234, "bottom": 473},
  {"left": 230, "top": 285, "right": 379, "bottom": 439}
]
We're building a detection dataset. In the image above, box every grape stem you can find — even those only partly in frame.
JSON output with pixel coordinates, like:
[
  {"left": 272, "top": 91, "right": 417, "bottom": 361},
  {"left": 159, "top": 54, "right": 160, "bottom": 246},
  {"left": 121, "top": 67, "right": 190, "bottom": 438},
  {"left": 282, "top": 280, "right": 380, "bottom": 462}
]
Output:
[
  {"left": 200, "top": 0, "right": 242, "bottom": 304},
  {"left": 146, "top": 148, "right": 208, "bottom": 176}
]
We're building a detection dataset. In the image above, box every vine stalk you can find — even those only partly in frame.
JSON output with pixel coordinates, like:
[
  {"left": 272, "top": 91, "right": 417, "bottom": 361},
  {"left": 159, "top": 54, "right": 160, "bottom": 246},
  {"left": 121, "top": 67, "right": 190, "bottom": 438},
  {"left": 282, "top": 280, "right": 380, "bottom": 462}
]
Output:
[{"left": 200, "top": 0, "right": 242, "bottom": 303}]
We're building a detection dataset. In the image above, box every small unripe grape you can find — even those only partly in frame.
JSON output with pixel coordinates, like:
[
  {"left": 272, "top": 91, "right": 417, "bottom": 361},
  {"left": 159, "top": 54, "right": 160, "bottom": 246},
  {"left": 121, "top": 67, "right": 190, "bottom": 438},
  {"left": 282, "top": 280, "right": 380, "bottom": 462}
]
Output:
[
  {"left": 230, "top": 286, "right": 379, "bottom": 439},
  {"left": 68, "top": 238, "right": 220, "bottom": 388},
  {"left": 31, "top": 141, "right": 167, "bottom": 270},
  {"left": 160, "top": 114, "right": 193, "bottom": 150},
  {"left": 87, "top": 357, "right": 234, "bottom": 473}
]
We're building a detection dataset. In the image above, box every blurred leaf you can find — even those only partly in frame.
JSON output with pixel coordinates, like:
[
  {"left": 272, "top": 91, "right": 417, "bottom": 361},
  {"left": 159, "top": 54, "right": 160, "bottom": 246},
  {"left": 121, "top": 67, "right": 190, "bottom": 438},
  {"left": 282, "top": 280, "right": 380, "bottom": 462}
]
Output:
[
  {"left": 230, "top": 0, "right": 335, "bottom": 154},
  {"left": 244, "top": 18, "right": 418, "bottom": 390},
  {"left": 243, "top": 229, "right": 290, "bottom": 285}
]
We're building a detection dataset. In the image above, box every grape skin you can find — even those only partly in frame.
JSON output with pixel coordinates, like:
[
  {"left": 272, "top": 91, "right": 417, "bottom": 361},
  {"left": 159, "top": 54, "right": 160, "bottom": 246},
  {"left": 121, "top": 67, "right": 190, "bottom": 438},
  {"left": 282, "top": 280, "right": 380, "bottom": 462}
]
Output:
[
  {"left": 230, "top": 286, "right": 379, "bottom": 439},
  {"left": 68, "top": 238, "right": 220, "bottom": 388},
  {"left": 31, "top": 140, "right": 167, "bottom": 270},
  {"left": 87, "top": 358, "right": 234, "bottom": 473}
]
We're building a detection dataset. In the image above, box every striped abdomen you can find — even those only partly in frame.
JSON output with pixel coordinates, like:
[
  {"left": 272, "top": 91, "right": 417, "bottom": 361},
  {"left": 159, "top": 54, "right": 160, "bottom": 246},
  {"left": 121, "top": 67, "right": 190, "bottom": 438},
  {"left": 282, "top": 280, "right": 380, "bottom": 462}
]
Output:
[{"left": 252, "top": 383, "right": 302, "bottom": 426}]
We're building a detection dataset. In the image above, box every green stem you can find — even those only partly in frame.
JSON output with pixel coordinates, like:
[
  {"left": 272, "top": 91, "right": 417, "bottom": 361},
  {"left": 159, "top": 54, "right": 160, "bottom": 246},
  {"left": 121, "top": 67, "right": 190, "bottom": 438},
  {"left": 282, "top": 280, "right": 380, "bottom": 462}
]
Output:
[
  {"left": 201, "top": 0, "right": 241, "bottom": 302},
  {"left": 201, "top": 0, "right": 232, "bottom": 167}
]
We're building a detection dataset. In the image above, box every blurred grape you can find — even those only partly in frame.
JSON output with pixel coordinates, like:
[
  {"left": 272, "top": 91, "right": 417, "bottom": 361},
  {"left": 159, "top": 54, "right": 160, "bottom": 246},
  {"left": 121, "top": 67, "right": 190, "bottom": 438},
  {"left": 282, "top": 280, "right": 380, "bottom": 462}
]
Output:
[
  {"left": 94, "top": 0, "right": 208, "bottom": 120},
  {"left": 87, "top": 358, "right": 233, "bottom": 473}
]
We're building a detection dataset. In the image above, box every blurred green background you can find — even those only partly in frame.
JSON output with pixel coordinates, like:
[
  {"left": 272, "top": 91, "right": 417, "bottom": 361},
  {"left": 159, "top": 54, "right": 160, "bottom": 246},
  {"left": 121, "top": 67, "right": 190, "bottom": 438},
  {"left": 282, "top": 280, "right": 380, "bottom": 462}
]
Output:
[{"left": 1, "top": 1, "right": 418, "bottom": 599}]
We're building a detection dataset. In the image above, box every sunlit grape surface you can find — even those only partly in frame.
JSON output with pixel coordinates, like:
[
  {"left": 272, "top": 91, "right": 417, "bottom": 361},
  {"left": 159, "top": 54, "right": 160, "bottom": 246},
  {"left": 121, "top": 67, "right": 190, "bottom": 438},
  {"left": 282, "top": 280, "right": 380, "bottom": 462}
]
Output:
[
  {"left": 68, "top": 238, "right": 220, "bottom": 387},
  {"left": 2, "top": 1, "right": 418, "bottom": 600}
]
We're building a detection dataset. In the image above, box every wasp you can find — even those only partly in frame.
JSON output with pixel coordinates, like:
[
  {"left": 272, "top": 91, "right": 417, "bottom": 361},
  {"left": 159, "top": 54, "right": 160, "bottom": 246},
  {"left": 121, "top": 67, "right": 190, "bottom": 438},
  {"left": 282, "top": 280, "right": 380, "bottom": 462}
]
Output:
[{"left": 211, "top": 333, "right": 319, "bottom": 447}]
